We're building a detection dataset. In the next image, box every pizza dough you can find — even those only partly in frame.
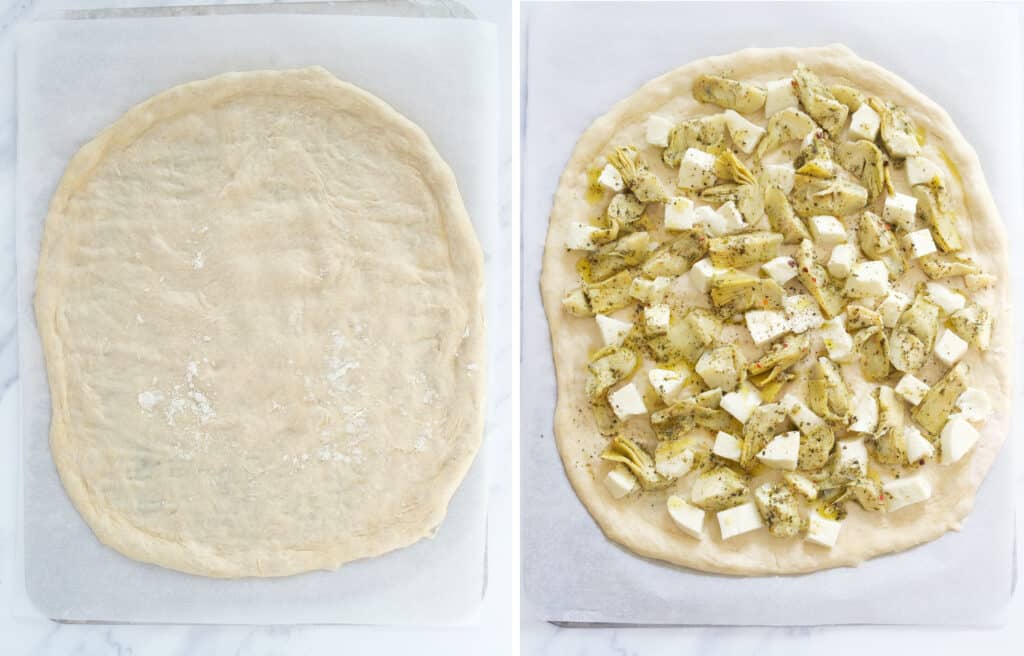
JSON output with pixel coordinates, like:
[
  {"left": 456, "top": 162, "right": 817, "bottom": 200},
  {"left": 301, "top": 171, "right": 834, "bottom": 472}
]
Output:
[
  {"left": 541, "top": 45, "right": 1011, "bottom": 574},
  {"left": 35, "top": 67, "right": 486, "bottom": 578}
]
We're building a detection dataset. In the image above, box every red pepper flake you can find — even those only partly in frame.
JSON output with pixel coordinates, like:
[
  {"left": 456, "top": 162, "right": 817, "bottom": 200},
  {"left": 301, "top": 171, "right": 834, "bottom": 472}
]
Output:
[{"left": 802, "top": 266, "right": 809, "bottom": 273}]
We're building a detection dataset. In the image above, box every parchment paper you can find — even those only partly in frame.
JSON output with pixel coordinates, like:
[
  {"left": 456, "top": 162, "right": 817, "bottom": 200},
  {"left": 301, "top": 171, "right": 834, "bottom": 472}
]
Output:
[
  {"left": 15, "top": 11, "right": 497, "bottom": 625},
  {"left": 522, "top": 1, "right": 1018, "bottom": 626}
]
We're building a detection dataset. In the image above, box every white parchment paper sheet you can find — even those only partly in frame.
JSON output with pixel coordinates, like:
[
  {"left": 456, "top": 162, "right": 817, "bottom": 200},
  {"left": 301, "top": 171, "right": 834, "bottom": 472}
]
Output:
[
  {"left": 15, "top": 12, "right": 497, "bottom": 625},
  {"left": 522, "top": 1, "right": 1018, "bottom": 626}
]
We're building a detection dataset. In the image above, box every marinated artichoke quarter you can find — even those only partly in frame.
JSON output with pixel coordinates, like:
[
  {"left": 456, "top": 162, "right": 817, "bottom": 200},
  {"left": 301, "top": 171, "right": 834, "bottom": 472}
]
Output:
[{"left": 560, "top": 62, "right": 997, "bottom": 550}]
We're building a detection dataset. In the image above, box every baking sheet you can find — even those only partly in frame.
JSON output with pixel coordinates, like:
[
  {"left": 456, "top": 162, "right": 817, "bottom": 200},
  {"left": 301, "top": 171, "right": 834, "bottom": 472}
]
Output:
[
  {"left": 15, "top": 11, "right": 497, "bottom": 625},
  {"left": 522, "top": 1, "right": 1018, "bottom": 626}
]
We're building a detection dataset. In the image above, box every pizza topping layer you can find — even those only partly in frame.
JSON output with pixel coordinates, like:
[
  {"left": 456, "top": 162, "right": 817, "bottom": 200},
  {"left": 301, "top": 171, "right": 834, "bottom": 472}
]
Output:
[{"left": 561, "top": 64, "right": 997, "bottom": 548}]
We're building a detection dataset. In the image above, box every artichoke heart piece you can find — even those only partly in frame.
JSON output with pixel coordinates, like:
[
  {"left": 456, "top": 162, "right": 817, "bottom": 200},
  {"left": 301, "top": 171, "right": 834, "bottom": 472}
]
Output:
[
  {"left": 794, "top": 131, "right": 836, "bottom": 178},
  {"left": 607, "top": 146, "right": 668, "bottom": 203},
  {"left": 585, "top": 345, "right": 639, "bottom": 401},
  {"left": 754, "top": 483, "right": 802, "bottom": 538},
  {"left": 794, "top": 239, "right": 845, "bottom": 319},
  {"left": 783, "top": 395, "right": 836, "bottom": 470},
  {"left": 708, "top": 231, "right": 783, "bottom": 269},
  {"left": 870, "top": 97, "right": 921, "bottom": 159},
  {"left": 741, "top": 403, "right": 789, "bottom": 470},
  {"left": 578, "top": 231, "right": 650, "bottom": 283},
  {"left": 651, "top": 398, "right": 740, "bottom": 441},
  {"left": 919, "top": 252, "right": 980, "bottom": 279},
  {"left": 562, "top": 286, "right": 593, "bottom": 317},
  {"left": 858, "top": 210, "right": 896, "bottom": 259},
  {"left": 830, "top": 84, "right": 866, "bottom": 111},
  {"left": 807, "top": 357, "right": 851, "bottom": 424},
  {"left": 888, "top": 293, "right": 940, "bottom": 373},
  {"left": 590, "top": 398, "right": 621, "bottom": 436},
  {"left": 714, "top": 149, "right": 757, "bottom": 185},
  {"left": 793, "top": 64, "right": 849, "bottom": 137},
  {"left": 690, "top": 466, "right": 749, "bottom": 511},
  {"left": 748, "top": 332, "right": 810, "bottom": 387},
  {"left": 854, "top": 325, "right": 891, "bottom": 382},
  {"left": 606, "top": 192, "right": 646, "bottom": 228},
  {"left": 764, "top": 186, "right": 811, "bottom": 244},
  {"left": 581, "top": 270, "right": 635, "bottom": 315},
  {"left": 790, "top": 174, "right": 869, "bottom": 219},
  {"left": 642, "top": 229, "right": 709, "bottom": 277},
  {"left": 692, "top": 74, "right": 766, "bottom": 114},
  {"left": 837, "top": 140, "right": 891, "bottom": 201},
  {"left": 710, "top": 269, "right": 784, "bottom": 316},
  {"left": 950, "top": 304, "right": 993, "bottom": 351},
  {"left": 755, "top": 107, "right": 816, "bottom": 159},
  {"left": 846, "top": 305, "right": 883, "bottom": 332},
  {"left": 646, "top": 308, "right": 721, "bottom": 365},
  {"left": 663, "top": 115, "right": 727, "bottom": 168},
  {"left": 703, "top": 183, "right": 764, "bottom": 227},
  {"left": 695, "top": 345, "right": 747, "bottom": 393},
  {"left": 912, "top": 361, "right": 969, "bottom": 435},
  {"left": 848, "top": 477, "right": 886, "bottom": 512},
  {"left": 869, "top": 386, "right": 906, "bottom": 464},
  {"left": 600, "top": 436, "right": 670, "bottom": 490},
  {"left": 913, "top": 182, "right": 963, "bottom": 253}
]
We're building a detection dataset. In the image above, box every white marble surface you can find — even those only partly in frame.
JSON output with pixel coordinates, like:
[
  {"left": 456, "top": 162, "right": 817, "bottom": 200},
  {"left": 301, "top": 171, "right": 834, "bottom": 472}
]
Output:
[{"left": 0, "top": 0, "right": 517, "bottom": 653}]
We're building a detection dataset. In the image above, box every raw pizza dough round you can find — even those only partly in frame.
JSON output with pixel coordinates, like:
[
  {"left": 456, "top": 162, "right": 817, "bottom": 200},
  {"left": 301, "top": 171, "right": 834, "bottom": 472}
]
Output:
[
  {"left": 541, "top": 45, "right": 1011, "bottom": 574},
  {"left": 35, "top": 67, "right": 486, "bottom": 578}
]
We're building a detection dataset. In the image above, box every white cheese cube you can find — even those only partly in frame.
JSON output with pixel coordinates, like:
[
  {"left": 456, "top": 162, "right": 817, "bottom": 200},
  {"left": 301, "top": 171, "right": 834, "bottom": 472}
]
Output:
[
  {"left": 941, "top": 414, "right": 980, "bottom": 464},
  {"left": 721, "top": 384, "right": 762, "bottom": 424},
  {"left": 925, "top": 282, "right": 966, "bottom": 314},
  {"left": 760, "top": 163, "right": 796, "bottom": 194},
  {"left": 757, "top": 431, "right": 801, "bottom": 471},
  {"left": 688, "top": 257, "right": 719, "bottom": 294},
  {"left": 667, "top": 495, "right": 706, "bottom": 539},
  {"left": 745, "top": 310, "right": 790, "bottom": 345},
  {"left": 761, "top": 255, "right": 798, "bottom": 284},
  {"left": 645, "top": 114, "right": 675, "bottom": 147},
  {"left": 604, "top": 465, "right": 637, "bottom": 499},
  {"left": 598, "top": 163, "right": 625, "bottom": 192},
  {"left": 806, "top": 514, "right": 842, "bottom": 548},
  {"left": 827, "top": 243, "right": 857, "bottom": 278},
  {"left": 887, "top": 130, "right": 921, "bottom": 159},
  {"left": 629, "top": 276, "right": 672, "bottom": 304},
  {"left": 678, "top": 147, "right": 717, "bottom": 191},
  {"left": 724, "top": 109, "right": 766, "bottom": 154},
  {"left": 595, "top": 314, "right": 633, "bottom": 348},
  {"left": 784, "top": 294, "right": 824, "bottom": 334},
  {"left": 883, "top": 193, "right": 919, "bottom": 232},
  {"left": 644, "top": 304, "right": 671, "bottom": 335},
  {"left": 848, "top": 103, "right": 880, "bottom": 141},
  {"left": 663, "top": 196, "right": 696, "bottom": 231},
  {"left": 656, "top": 446, "right": 694, "bottom": 479},
  {"left": 906, "top": 156, "right": 944, "bottom": 187},
  {"left": 837, "top": 438, "right": 869, "bottom": 476},
  {"left": 965, "top": 273, "right": 996, "bottom": 291},
  {"left": 809, "top": 215, "right": 848, "bottom": 245},
  {"left": 820, "top": 316, "right": 855, "bottom": 362},
  {"left": 565, "top": 222, "right": 602, "bottom": 251},
  {"left": 884, "top": 474, "right": 932, "bottom": 511},
  {"left": 695, "top": 349, "right": 739, "bottom": 391},
  {"left": 934, "top": 329, "right": 968, "bottom": 366},
  {"left": 780, "top": 394, "right": 823, "bottom": 432},
  {"left": 894, "top": 374, "right": 930, "bottom": 406},
  {"left": 693, "top": 205, "right": 727, "bottom": 236},
  {"left": 712, "top": 431, "right": 743, "bottom": 462},
  {"left": 608, "top": 383, "right": 647, "bottom": 421},
  {"left": 717, "top": 201, "right": 747, "bottom": 233},
  {"left": 849, "top": 389, "right": 879, "bottom": 433},
  {"left": 764, "top": 78, "right": 799, "bottom": 116},
  {"left": 845, "top": 261, "right": 891, "bottom": 298},
  {"left": 783, "top": 472, "right": 818, "bottom": 500},
  {"left": 904, "top": 425, "right": 936, "bottom": 463},
  {"left": 878, "top": 289, "right": 912, "bottom": 328},
  {"left": 717, "top": 502, "right": 764, "bottom": 540},
  {"left": 905, "top": 229, "right": 937, "bottom": 259},
  {"left": 956, "top": 388, "right": 992, "bottom": 423},
  {"left": 649, "top": 368, "right": 688, "bottom": 404}
]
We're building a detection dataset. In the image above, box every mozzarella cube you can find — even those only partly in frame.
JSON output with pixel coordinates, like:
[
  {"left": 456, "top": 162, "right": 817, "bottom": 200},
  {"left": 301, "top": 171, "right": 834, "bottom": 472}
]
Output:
[
  {"left": 905, "top": 229, "right": 937, "bottom": 259},
  {"left": 785, "top": 294, "right": 824, "bottom": 334},
  {"left": 664, "top": 196, "right": 696, "bottom": 231},
  {"left": 887, "top": 129, "right": 921, "bottom": 158},
  {"left": 645, "top": 114, "right": 675, "bottom": 148},
  {"left": 688, "top": 257, "right": 719, "bottom": 293},
  {"left": 827, "top": 243, "right": 857, "bottom": 278},
  {"left": 717, "top": 502, "right": 764, "bottom": 540},
  {"left": 693, "top": 205, "right": 727, "bottom": 236},
  {"left": 894, "top": 374, "right": 930, "bottom": 406},
  {"left": 649, "top": 368, "right": 687, "bottom": 404},
  {"left": 695, "top": 348, "right": 740, "bottom": 391},
  {"left": 845, "top": 261, "right": 891, "bottom": 298},
  {"left": 595, "top": 314, "right": 633, "bottom": 347},
  {"left": 941, "top": 414, "right": 980, "bottom": 464},
  {"left": 757, "top": 431, "right": 800, "bottom": 471},
  {"left": 644, "top": 304, "right": 671, "bottom": 335},
  {"left": 806, "top": 514, "right": 842, "bottom": 548},
  {"left": 745, "top": 310, "right": 790, "bottom": 345},
  {"left": 781, "top": 394, "right": 824, "bottom": 432},
  {"left": 760, "top": 163, "right": 796, "bottom": 194},
  {"left": 965, "top": 273, "right": 996, "bottom": 291},
  {"left": 764, "top": 78, "right": 799, "bottom": 116},
  {"left": 878, "top": 289, "right": 912, "bottom": 328},
  {"left": 667, "top": 495, "right": 706, "bottom": 539},
  {"left": 712, "top": 431, "right": 743, "bottom": 462},
  {"left": 925, "top": 282, "right": 966, "bottom": 314},
  {"left": 934, "top": 329, "right": 968, "bottom": 366},
  {"left": 629, "top": 276, "right": 672, "bottom": 304},
  {"left": 721, "top": 384, "right": 762, "bottom": 424},
  {"left": 848, "top": 103, "right": 880, "bottom": 141},
  {"left": 883, "top": 193, "right": 918, "bottom": 232},
  {"left": 724, "top": 109, "right": 766, "bottom": 154},
  {"left": 956, "top": 388, "right": 992, "bottom": 423},
  {"left": 761, "top": 256, "right": 798, "bottom": 284},
  {"left": 809, "top": 215, "right": 848, "bottom": 245},
  {"left": 904, "top": 425, "right": 936, "bottom": 463},
  {"left": 906, "top": 156, "right": 944, "bottom": 187},
  {"left": 604, "top": 465, "right": 637, "bottom": 499},
  {"left": 678, "top": 148, "right": 717, "bottom": 190},
  {"left": 608, "top": 383, "right": 647, "bottom": 421},
  {"left": 783, "top": 472, "right": 818, "bottom": 500},
  {"left": 884, "top": 474, "right": 932, "bottom": 511},
  {"left": 820, "top": 316, "right": 855, "bottom": 362},
  {"left": 598, "top": 163, "right": 624, "bottom": 192},
  {"left": 717, "top": 201, "right": 747, "bottom": 233},
  {"left": 565, "top": 222, "right": 602, "bottom": 251},
  {"left": 849, "top": 389, "right": 879, "bottom": 433},
  {"left": 837, "top": 438, "right": 869, "bottom": 476}
]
